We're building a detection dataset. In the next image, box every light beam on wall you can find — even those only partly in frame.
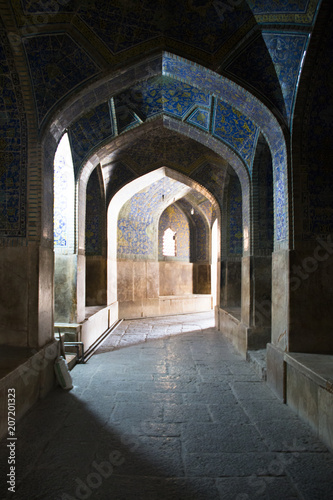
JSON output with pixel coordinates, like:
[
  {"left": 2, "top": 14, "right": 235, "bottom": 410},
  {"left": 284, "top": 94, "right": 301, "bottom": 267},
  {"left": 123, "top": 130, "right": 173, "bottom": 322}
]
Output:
[{"left": 53, "top": 132, "right": 75, "bottom": 251}]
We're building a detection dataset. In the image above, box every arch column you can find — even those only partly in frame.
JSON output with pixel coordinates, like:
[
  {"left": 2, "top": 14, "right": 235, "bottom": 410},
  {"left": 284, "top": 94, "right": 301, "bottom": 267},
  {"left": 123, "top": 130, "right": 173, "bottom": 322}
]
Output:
[
  {"left": 221, "top": 171, "right": 242, "bottom": 311},
  {"left": 267, "top": 1, "right": 333, "bottom": 405},
  {"left": 245, "top": 134, "right": 274, "bottom": 350}
]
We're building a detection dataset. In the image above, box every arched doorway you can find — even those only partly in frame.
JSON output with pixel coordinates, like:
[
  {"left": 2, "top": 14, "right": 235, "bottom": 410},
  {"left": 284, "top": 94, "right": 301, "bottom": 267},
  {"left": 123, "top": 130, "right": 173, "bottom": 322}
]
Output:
[
  {"left": 47, "top": 53, "right": 289, "bottom": 358},
  {"left": 107, "top": 167, "right": 221, "bottom": 319}
]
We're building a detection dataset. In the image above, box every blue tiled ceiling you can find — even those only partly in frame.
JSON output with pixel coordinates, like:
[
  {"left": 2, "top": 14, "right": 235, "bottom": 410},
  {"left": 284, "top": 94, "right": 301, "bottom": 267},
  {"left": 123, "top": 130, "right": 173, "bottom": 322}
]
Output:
[
  {"left": 69, "top": 73, "right": 258, "bottom": 173},
  {"left": 113, "top": 76, "right": 211, "bottom": 123},
  {"left": 23, "top": 34, "right": 100, "bottom": 125},
  {"left": 66, "top": 53, "right": 290, "bottom": 244},
  {"left": 77, "top": 0, "right": 253, "bottom": 55},
  {"left": 69, "top": 102, "right": 114, "bottom": 175},
  {"left": 0, "top": 30, "right": 27, "bottom": 237},
  {"left": 19, "top": 0, "right": 320, "bottom": 131},
  {"left": 262, "top": 32, "right": 309, "bottom": 124}
]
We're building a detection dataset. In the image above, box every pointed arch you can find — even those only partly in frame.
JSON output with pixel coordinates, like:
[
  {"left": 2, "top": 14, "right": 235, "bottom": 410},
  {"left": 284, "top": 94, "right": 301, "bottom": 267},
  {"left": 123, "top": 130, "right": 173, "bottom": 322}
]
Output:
[
  {"left": 107, "top": 166, "right": 221, "bottom": 313},
  {"left": 44, "top": 52, "right": 289, "bottom": 253}
]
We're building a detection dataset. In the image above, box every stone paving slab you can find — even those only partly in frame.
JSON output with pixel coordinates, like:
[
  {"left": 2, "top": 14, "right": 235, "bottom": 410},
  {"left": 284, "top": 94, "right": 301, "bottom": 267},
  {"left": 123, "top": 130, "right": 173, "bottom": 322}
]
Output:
[
  {"left": 184, "top": 451, "right": 287, "bottom": 478},
  {"left": 0, "top": 311, "right": 332, "bottom": 500},
  {"left": 216, "top": 476, "right": 299, "bottom": 500}
]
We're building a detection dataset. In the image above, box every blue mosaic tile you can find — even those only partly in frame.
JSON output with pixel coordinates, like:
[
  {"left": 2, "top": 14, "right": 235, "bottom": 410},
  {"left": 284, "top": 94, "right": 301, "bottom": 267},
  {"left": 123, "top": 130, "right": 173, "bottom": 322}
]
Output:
[
  {"left": 121, "top": 127, "right": 206, "bottom": 175},
  {"left": 115, "top": 106, "right": 142, "bottom": 135},
  {"left": 163, "top": 53, "right": 289, "bottom": 244},
  {"left": 118, "top": 177, "right": 188, "bottom": 258},
  {"left": 177, "top": 197, "right": 210, "bottom": 261},
  {"left": 114, "top": 78, "right": 163, "bottom": 121},
  {"left": 118, "top": 218, "right": 153, "bottom": 257},
  {"left": 186, "top": 108, "right": 210, "bottom": 132},
  {"left": 224, "top": 33, "right": 288, "bottom": 122},
  {"left": 228, "top": 175, "right": 243, "bottom": 255},
  {"left": 199, "top": 199, "right": 215, "bottom": 226},
  {"left": 248, "top": 0, "right": 311, "bottom": 15},
  {"left": 0, "top": 31, "right": 27, "bottom": 237},
  {"left": 162, "top": 78, "right": 210, "bottom": 119},
  {"left": 193, "top": 211, "right": 208, "bottom": 262},
  {"left": 77, "top": 0, "right": 253, "bottom": 55},
  {"left": 54, "top": 154, "right": 69, "bottom": 247},
  {"left": 253, "top": 138, "right": 274, "bottom": 249},
  {"left": 191, "top": 162, "right": 225, "bottom": 208},
  {"left": 69, "top": 102, "right": 113, "bottom": 176},
  {"left": 263, "top": 32, "right": 308, "bottom": 124},
  {"left": 114, "top": 76, "right": 211, "bottom": 124},
  {"left": 86, "top": 168, "right": 103, "bottom": 256},
  {"left": 21, "top": 0, "right": 74, "bottom": 13},
  {"left": 162, "top": 53, "right": 282, "bottom": 138},
  {"left": 64, "top": 53, "right": 289, "bottom": 246},
  {"left": 212, "top": 99, "right": 258, "bottom": 169},
  {"left": 23, "top": 34, "right": 100, "bottom": 124}
]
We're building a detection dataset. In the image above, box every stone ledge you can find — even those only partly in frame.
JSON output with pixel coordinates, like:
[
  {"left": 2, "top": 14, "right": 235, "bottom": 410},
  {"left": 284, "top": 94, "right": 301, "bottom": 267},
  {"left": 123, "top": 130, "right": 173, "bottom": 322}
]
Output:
[
  {"left": 119, "top": 295, "right": 212, "bottom": 319},
  {"left": 284, "top": 352, "right": 333, "bottom": 390},
  {"left": 0, "top": 341, "right": 58, "bottom": 440},
  {"left": 247, "top": 349, "right": 267, "bottom": 381},
  {"left": 0, "top": 346, "right": 34, "bottom": 380},
  {"left": 217, "top": 307, "right": 248, "bottom": 357},
  {"left": 284, "top": 352, "right": 333, "bottom": 452}
]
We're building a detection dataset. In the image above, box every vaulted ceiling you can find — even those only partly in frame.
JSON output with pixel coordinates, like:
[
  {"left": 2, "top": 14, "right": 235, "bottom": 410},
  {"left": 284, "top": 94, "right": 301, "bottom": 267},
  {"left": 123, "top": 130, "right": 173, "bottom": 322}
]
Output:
[
  {"left": 2, "top": 0, "right": 321, "bottom": 128},
  {"left": 0, "top": 0, "right": 324, "bottom": 242}
]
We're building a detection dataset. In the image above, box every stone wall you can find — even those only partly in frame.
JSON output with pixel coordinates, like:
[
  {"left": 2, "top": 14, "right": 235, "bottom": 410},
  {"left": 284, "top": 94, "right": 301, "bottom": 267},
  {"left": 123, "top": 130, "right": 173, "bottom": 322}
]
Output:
[
  {"left": 86, "top": 256, "right": 107, "bottom": 306},
  {"left": 117, "top": 260, "right": 212, "bottom": 318}
]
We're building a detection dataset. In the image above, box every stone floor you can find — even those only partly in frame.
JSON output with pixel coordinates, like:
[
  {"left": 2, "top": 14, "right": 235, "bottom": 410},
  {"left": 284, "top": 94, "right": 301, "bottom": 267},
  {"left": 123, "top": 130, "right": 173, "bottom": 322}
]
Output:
[{"left": 1, "top": 312, "right": 333, "bottom": 500}]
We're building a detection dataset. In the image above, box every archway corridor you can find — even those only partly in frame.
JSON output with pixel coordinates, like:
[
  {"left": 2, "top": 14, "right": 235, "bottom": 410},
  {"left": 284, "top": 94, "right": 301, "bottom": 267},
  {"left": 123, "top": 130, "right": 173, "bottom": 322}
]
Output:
[
  {"left": 2, "top": 1, "right": 333, "bottom": 492},
  {"left": 1, "top": 311, "right": 332, "bottom": 499}
]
